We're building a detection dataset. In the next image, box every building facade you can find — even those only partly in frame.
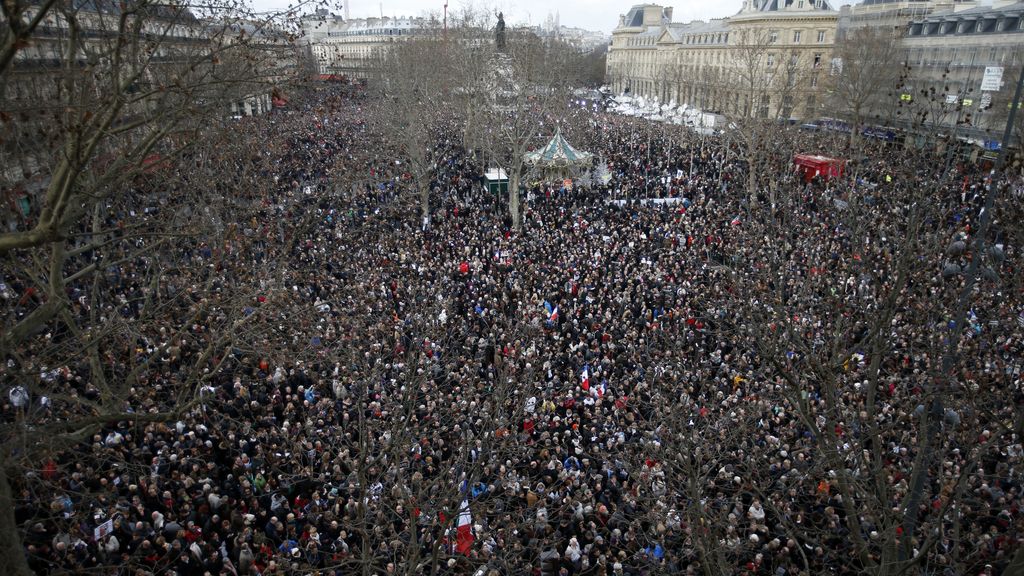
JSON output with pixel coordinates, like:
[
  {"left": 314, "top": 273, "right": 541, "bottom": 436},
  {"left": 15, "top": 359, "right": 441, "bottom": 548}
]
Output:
[
  {"left": 606, "top": 5, "right": 675, "bottom": 97},
  {"left": 606, "top": 1, "right": 839, "bottom": 121},
  {"left": 1, "top": 0, "right": 211, "bottom": 184},
  {"left": 726, "top": 0, "right": 839, "bottom": 120},
  {"left": 900, "top": 1, "right": 1024, "bottom": 142},
  {"left": 308, "top": 17, "right": 428, "bottom": 80},
  {"left": 838, "top": 0, "right": 975, "bottom": 34}
]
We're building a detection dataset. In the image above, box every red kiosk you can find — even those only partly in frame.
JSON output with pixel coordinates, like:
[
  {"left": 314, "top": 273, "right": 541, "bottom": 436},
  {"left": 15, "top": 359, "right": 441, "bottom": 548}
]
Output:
[{"left": 793, "top": 154, "right": 845, "bottom": 183}]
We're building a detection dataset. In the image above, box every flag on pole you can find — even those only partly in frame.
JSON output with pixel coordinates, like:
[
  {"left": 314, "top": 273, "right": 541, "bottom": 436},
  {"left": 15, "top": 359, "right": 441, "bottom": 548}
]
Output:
[
  {"left": 455, "top": 499, "right": 474, "bottom": 555},
  {"left": 580, "top": 365, "right": 590, "bottom": 391}
]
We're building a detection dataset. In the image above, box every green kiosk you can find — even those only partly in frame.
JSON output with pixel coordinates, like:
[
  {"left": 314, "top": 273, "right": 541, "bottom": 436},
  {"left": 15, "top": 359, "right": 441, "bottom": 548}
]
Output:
[{"left": 484, "top": 167, "right": 509, "bottom": 194}]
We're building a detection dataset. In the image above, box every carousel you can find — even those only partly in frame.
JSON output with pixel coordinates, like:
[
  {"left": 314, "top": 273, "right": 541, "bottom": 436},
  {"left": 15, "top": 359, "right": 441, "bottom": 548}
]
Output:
[{"left": 524, "top": 127, "right": 594, "bottom": 182}]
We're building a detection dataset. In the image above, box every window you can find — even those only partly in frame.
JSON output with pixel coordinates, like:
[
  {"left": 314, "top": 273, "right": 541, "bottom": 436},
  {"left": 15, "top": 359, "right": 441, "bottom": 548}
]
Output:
[
  {"left": 798, "top": 0, "right": 804, "bottom": 7},
  {"left": 793, "top": 30, "right": 802, "bottom": 43},
  {"left": 813, "top": 53, "right": 822, "bottom": 68},
  {"left": 976, "top": 20, "right": 984, "bottom": 33},
  {"left": 810, "top": 74, "right": 818, "bottom": 88},
  {"left": 769, "top": 30, "right": 778, "bottom": 43},
  {"left": 817, "top": 30, "right": 826, "bottom": 43},
  {"left": 767, "top": 53, "right": 775, "bottom": 67}
]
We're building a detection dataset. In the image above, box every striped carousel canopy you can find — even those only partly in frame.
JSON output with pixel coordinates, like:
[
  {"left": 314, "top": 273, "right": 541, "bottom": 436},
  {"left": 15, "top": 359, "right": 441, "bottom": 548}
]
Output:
[{"left": 524, "top": 128, "right": 593, "bottom": 168}]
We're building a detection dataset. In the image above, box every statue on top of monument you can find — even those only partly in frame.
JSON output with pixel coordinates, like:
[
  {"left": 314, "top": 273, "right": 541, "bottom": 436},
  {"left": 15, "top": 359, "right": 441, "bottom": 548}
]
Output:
[{"left": 495, "top": 12, "right": 506, "bottom": 52}]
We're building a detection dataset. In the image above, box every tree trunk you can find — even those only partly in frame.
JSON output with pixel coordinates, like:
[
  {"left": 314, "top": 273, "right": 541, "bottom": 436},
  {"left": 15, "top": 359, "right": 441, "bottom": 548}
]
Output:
[
  {"left": 747, "top": 152, "right": 758, "bottom": 209},
  {"left": 0, "top": 464, "right": 32, "bottom": 576},
  {"left": 509, "top": 171, "right": 521, "bottom": 231},
  {"left": 420, "top": 180, "right": 430, "bottom": 230},
  {"left": 848, "top": 108, "right": 862, "bottom": 150}
]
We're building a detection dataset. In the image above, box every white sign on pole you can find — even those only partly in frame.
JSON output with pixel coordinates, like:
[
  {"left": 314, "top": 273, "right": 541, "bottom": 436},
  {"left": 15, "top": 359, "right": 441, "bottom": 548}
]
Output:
[
  {"left": 981, "top": 67, "right": 1004, "bottom": 92},
  {"left": 980, "top": 93, "right": 993, "bottom": 109},
  {"left": 945, "top": 94, "right": 958, "bottom": 105}
]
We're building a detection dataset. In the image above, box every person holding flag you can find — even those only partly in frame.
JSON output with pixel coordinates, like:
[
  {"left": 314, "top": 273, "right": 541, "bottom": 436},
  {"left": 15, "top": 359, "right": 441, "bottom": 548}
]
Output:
[
  {"left": 455, "top": 498, "right": 474, "bottom": 556},
  {"left": 544, "top": 300, "right": 559, "bottom": 325}
]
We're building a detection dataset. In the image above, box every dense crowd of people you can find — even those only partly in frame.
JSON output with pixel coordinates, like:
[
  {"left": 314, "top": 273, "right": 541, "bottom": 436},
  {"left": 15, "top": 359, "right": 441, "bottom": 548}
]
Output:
[{"left": 4, "top": 84, "right": 1023, "bottom": 576}]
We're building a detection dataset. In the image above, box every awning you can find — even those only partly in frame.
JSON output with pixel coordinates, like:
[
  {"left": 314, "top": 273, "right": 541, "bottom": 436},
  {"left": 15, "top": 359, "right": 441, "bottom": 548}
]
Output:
[{"left": 524, "top": 128, "right": 594, "bottom": 167}]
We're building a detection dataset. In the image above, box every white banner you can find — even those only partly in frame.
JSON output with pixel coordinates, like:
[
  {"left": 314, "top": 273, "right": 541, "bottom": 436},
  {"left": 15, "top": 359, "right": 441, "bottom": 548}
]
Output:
[{"left": 981, "top": 67, "right": 1004, "bottom": 92}]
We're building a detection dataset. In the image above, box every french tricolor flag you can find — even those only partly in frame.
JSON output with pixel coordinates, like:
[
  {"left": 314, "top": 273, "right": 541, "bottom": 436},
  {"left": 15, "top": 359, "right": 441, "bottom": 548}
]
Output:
[
  {"left": 456, "top": 499, "right": 474, "bottom": 555},
  {"left": 544, "top": 300, "right": 559, "bottom": 323},
  {"left": 581, "top": 365, "right": 590, "bottom": 391}
]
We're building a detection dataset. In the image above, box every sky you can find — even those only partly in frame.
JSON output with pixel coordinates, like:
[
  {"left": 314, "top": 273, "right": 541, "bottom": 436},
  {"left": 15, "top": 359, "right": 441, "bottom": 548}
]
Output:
[
  {"left": 264, "top": 0, "right": 750, "bottom": 33},
  {"left": 326, "top": 0, "right": 990, "bottom": 29}
]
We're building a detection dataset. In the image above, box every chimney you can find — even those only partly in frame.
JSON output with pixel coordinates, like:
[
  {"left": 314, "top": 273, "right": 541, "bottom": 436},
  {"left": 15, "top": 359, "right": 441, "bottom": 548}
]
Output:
[
  {"left": 344, "top": 1, "right": 350, "bottom": 20},
  {"left": 664, "top": 7, "right": 673, "bottom": 22}
]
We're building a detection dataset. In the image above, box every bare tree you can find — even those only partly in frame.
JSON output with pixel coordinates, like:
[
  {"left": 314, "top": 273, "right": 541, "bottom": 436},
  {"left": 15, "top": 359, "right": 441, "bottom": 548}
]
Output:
[
  {"left": 0, "top": 0, "right": 309, "bottom": 572},
  {"left": 374, "top": 23, "right": 453, "bottom": 230},
  {"left": 721, "top": 28, "right": 782, "bottom": 207},
  {"left": 470, "top": 29, "right": 576, "bottom": 230},
  {"left": 445, "top": 6, "right": 497, "bottom": 158},
  {"left": 829, "top": 27, "right": 904, "bottom": 147},
  {"left": 722, "top": 144, "right": 1023, "bottom": 575}
]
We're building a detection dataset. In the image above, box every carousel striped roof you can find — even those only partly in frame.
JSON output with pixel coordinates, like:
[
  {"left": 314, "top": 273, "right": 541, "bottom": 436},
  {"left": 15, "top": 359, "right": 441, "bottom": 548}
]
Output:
[{"left": 524, "top": 128, "right": 593, "bottom": 167}]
